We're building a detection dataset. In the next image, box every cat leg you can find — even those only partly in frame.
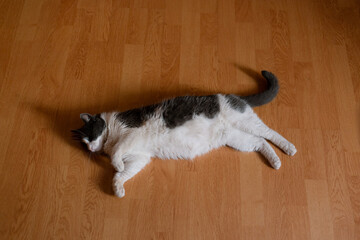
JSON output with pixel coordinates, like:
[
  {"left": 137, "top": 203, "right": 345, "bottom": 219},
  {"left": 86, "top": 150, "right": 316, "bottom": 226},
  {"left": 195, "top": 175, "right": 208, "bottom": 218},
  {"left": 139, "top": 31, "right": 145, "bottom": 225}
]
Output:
[
  {"left": 234, "top": 111, "right": 296, "bottom": 156},
  {"left": 113, "top": 154, "right": 150, "bottom": 198},
  {"left": 111, "top": 148, "right": 125, "bottom": 172},
  {"left": 226, "top": 130, "right": 282, "bottom": 169},
  {"left": 111, "top": 159, "right": 124, "bottom": 172}
]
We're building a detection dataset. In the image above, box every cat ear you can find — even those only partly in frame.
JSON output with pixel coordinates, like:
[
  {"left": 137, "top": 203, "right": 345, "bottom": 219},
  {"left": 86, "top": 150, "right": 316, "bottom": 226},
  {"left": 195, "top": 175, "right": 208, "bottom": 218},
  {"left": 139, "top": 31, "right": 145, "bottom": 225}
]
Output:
[{"left": 80, "top": 113, "right": 93, "bottom": 123}]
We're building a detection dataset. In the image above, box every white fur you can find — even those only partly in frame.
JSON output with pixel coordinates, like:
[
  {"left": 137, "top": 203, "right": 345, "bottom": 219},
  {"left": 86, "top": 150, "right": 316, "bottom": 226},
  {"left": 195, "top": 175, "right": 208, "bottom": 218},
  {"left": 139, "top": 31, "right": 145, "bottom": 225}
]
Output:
[
  {"left": 86, "top": 94, "right": 296, "bottom": 198},
  {"left": 84, "top": 134, "right": 106, "bottom": 152}
]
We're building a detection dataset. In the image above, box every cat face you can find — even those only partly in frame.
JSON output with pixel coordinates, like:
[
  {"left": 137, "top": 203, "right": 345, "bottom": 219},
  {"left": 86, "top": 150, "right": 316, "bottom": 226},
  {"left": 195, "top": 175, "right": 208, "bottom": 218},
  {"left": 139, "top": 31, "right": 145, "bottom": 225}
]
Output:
[{"left": 72, "top": 113, "right": 106, "bottom": 152}]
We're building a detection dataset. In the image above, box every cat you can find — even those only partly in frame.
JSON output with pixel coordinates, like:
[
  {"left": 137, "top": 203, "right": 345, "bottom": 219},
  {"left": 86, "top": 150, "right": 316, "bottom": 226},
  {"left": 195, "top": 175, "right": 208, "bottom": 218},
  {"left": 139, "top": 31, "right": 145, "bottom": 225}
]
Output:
[{"left": 72, "top": 70, "right": 297, "bottom": 198}]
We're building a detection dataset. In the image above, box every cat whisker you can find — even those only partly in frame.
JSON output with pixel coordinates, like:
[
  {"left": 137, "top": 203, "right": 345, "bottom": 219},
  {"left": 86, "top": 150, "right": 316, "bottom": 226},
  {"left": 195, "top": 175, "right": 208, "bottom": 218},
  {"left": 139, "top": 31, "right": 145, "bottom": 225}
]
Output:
[{"left": 71, "top": 130, "right": 85, "bottom": 142}]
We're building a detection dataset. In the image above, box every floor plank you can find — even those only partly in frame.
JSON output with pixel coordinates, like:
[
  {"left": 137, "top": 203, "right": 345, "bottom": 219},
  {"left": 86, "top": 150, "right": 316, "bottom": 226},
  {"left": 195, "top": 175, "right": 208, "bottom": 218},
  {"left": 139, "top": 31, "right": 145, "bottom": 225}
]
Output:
[{"left": 0, "top": 0, "right": 359, "bottom": 239}]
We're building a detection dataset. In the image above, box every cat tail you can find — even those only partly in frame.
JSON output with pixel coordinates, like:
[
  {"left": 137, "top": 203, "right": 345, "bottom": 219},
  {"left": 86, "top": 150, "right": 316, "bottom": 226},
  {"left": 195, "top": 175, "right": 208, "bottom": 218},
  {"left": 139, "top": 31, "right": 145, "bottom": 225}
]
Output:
[{"left": 242, "top": 70, "right": 279, "bottom": 107}]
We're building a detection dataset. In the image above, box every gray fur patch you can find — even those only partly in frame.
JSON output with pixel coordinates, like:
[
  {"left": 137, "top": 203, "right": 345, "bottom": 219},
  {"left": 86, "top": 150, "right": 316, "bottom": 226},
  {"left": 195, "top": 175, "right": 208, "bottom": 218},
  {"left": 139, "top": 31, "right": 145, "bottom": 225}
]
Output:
[
  {"left": 116, "top": 104, "right": 160, "bottom": 128},
  {"left": 225, "top": 94, "right": 247, "bottom": 113},
  {"left": 162, "top": 95, "right": 220, "bottom": 129},
  {"left": 115, "top": 95, "right": 220, "bottom": 129}
]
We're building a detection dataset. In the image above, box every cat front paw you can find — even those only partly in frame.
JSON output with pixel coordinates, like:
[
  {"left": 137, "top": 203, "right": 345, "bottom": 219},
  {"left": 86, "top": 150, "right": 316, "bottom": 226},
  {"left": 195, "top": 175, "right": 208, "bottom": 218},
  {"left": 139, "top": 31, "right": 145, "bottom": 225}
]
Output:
[
  {"left": 112, "top": 160, "right": 125, "bottom": 172},
  {"left": 271, "top": 158, "right": 282, "bottom": 170},
  {"left": 113, "top": 173, "right": 125, "bottom": 198},
  {"left": 114, "top": 185, "right": 125, "bottom": 198},
  {"left": 285, "top": 143, "right": 297, "bottom": 156}
]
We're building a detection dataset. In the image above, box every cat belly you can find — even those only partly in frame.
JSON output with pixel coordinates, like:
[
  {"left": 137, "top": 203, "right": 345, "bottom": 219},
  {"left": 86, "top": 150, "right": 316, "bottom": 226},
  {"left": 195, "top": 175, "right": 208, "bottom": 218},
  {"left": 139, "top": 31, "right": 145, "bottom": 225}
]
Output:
[
  {"left": 153, "top": 138, "right": 216, "bottom": 159},
  {"left": 151, "top": 115, "right": 226, "bottom": 160}
]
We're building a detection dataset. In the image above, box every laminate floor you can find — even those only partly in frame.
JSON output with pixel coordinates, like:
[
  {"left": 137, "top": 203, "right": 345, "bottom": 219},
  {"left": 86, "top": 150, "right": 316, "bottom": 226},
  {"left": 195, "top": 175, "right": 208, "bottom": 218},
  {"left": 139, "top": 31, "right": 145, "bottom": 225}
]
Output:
[{"left": 0, "top": 0, "right": 359, "bottom": 239}]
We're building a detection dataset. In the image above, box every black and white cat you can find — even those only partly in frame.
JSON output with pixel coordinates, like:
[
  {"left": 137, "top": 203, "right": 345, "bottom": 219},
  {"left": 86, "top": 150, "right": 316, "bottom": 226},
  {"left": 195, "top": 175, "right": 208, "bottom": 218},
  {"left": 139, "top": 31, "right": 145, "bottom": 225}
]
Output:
[{"left": 72, "top": 70, "right": 296, "bottom": 198}]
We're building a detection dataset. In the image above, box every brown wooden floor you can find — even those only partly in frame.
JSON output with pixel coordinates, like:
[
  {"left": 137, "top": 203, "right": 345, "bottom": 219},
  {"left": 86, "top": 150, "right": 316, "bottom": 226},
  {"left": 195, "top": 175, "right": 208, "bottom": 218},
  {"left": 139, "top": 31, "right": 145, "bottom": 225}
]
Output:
[{"left": 1, "top": 0, "right": 360, "bottom": 239}]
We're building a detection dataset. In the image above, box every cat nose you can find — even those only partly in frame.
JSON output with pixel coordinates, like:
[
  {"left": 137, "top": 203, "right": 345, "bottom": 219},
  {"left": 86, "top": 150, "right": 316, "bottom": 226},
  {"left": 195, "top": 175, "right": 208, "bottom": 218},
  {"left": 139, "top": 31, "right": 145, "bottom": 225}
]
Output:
[{"left": 88, "top": 145, "right": 95, "bottom": 152}]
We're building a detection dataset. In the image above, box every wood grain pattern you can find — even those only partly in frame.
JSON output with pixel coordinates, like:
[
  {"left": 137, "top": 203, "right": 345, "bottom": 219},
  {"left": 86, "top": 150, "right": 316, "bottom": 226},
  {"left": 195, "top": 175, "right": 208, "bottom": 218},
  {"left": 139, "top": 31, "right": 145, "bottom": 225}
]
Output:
[{"left": 0, "top": 0, "right": 360, "bottom": 239}]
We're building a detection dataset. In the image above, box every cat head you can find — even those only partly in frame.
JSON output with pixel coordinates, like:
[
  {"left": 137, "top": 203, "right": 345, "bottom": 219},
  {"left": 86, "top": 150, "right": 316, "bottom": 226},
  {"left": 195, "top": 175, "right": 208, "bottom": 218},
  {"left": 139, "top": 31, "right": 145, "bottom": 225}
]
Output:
[{"left": 71, "top": 113, "right": 107, "bottom": 152}]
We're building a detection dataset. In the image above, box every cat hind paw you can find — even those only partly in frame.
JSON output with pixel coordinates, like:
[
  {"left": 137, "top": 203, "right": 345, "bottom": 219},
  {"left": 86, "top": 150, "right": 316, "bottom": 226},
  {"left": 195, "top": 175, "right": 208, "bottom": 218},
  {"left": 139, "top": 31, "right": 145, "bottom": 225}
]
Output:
[
  {"left": 284, "top": 143, "right": 297, "bottom": 156},
  {"left": 272, "top": 159, "right": 281, "bottom": 170}
]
